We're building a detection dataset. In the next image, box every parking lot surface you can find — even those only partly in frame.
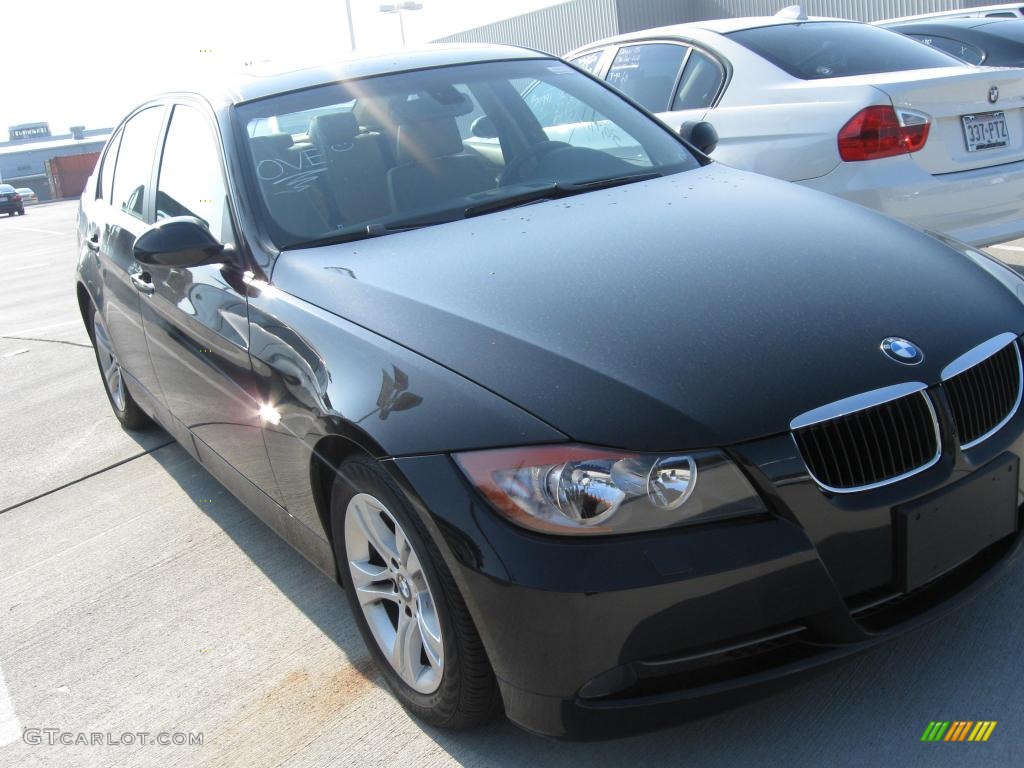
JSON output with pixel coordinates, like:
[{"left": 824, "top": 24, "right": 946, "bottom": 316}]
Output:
[{"left": 1, "top": 200, "right": 1022, "bottom": 767}]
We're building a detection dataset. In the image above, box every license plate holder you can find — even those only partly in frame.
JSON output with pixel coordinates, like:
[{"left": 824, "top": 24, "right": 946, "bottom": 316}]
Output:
[
  {"left": 962, "top": 111, "right": 1009, "bottom": 152},
  {"left": 897, "top": 454, "right": 1019, "bottom": 592}
]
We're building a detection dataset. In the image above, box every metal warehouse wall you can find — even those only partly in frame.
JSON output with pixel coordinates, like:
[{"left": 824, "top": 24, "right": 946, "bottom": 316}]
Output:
[
  {"left": 436, "top": 0, "right": 620, "bottom": 55},
  {"left": 435, "top": 0, "right": 1002, "bottom": 53}
]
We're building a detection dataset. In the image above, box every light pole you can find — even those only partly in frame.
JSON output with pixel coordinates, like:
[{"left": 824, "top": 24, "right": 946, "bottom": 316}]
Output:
[
  {"left": 344, "top": 0, "right": 356, "bottom": 52},
  {"left": 379, "top": 2, "right": 423, "bottom": 47}
]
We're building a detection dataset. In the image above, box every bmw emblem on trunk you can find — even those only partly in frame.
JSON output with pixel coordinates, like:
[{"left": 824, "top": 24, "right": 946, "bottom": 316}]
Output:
[
  {"left": 989, "top": 85, "right": 1000, "bottom": 104},
  {"left": 881, "top": 337, "right": 924, "bottom": 365}
]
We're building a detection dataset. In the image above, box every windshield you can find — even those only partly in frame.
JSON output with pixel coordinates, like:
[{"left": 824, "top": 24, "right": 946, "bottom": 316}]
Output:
[
  {"left": 235, "top": 58, "right": 699, "bottom": 249},
  {"left": 728, "top": 21, "right": 966, "bottom": 80}
]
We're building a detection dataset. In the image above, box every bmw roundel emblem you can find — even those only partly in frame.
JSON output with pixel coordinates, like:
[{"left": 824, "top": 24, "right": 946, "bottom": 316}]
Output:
[
  {"left": 881, "top": 337, "right": 924, "bottom": 365},
  {"left": 989, "top": 85, "right": 1000, "bottom": 104}
]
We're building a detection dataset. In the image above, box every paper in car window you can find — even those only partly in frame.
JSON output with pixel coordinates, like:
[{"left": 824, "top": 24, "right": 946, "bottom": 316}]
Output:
[{"left": 546, "top": 64, "right": 572, "bottom": 75}]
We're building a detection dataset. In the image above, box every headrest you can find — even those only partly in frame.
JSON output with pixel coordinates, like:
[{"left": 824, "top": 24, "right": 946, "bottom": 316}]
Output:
[
  {"left": 353, "top": 97, "right": 390, "bottom": 131},
  {"left": 308, "top": 112, "right": 360, "bottom": 147},
  {"left": 249, "top": 133, "right": 294, "bottom": 157},
  {"left": 395, "top": 118, "right": 465, "bottom": 164}
]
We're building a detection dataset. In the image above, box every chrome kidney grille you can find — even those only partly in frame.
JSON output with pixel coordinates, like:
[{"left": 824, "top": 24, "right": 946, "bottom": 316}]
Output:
[
  {"left": 790, "top": 333, "right": 1022, "bottom": 494},
  {"left": 792, "top": 389, "right": 940, "bottom": 493},
  {"left": 942, "top": 335, "right": 1022, "bottom": 450}
]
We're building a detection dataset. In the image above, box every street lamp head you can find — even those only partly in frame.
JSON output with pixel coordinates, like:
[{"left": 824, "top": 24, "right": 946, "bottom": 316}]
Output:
[{"left": 380, "top": 1, "right": 422, "bottom": 11}]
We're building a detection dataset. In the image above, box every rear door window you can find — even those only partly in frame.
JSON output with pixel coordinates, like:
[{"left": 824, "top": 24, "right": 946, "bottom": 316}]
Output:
[
  {"left": 606, "top": 43, "right": 688, "bottom": 112},
  {"left": 672, "top": 49, "right": 725, "bottom": 110},
  {"left": 728, "top": 22, "right": 964, "bottom": 79},
  {"left": 110, "top": 107, "right": 165, "bottom": 220},
  {"left": 97, "top": 130, "right": 122, "bottom": 201},
  {"left": 569, "top": 49, "right": 605, "bottom": 75}
]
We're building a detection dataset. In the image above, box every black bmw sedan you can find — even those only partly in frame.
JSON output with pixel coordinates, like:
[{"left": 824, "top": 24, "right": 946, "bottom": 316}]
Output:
[{"left": 75, "top": 44, "right": 1024, "bottom": 739}]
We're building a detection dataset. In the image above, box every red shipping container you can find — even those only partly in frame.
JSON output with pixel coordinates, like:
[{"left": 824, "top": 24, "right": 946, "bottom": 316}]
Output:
[{"left": 46, "top": 152, "right": 100, "bottom": 199}]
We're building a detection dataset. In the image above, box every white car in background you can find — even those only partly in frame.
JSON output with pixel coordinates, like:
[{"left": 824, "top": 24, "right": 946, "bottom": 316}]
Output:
[
  {"left": 15, "top": 188, "right": 38, "bottom": 204},
  {"left": 881, "top": 3, "right": 1024, "bottom": 23},
  {"left": 566, "top": 10, "right": 1024, "bottom": 246}
]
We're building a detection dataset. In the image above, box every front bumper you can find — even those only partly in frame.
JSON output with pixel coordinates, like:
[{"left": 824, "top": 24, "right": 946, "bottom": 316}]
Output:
[
  {"left": 391, "top": 406, "right": 1024, "bottom": 739},
  {"left": 799, "top": 154, "right": 1024, "bottom": 247}
]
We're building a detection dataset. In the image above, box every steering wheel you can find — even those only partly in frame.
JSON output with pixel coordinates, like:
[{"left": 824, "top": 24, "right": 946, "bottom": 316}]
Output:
[{"left": 499, "top": 141, "right": 570, "bottom": 186}]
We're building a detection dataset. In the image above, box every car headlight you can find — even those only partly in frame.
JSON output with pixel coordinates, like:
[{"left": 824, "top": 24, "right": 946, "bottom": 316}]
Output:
[{"left": 454, "top": 445, "right": 765, "bottom": 535}]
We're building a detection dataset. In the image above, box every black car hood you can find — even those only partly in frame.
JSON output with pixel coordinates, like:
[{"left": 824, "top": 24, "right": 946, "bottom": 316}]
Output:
[{"left": 272, "top": 166, "right": 1024, "bottom": 450}]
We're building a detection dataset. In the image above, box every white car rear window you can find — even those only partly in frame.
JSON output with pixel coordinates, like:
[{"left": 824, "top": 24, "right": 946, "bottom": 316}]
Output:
[{"left": 729, "top": 21, "right": 965, "bottom": 79}]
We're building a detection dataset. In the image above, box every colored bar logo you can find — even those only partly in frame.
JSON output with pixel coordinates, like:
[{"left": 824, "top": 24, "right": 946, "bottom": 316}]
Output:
[{"left": 921, "top": 721, "right": 997, "bottom": 742}]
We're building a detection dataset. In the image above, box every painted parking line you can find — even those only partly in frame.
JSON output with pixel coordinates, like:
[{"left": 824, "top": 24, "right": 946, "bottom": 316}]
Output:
[
  {"left": 5, "top": 226, "right": 67, "bottom": 236},
  {"left": 0, "top": 664, "right": 22, "bottom": 747},
  {"left": 0, "top": 319, "right": 79, "bottom": 337},
  {"left": 6, "top": 263, "right": 45, "bottom": 274}
]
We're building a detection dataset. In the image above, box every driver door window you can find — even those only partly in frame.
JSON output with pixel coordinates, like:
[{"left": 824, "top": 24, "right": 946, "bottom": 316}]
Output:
[{"left": 156, "top": 105, "right": 233, "bottom": 244}]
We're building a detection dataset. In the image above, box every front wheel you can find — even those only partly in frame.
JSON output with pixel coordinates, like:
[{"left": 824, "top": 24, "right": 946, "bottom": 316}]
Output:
[
  {"left": 89, "top": 303, "right": 151, "bottom": 429},
  {"left": 331, "top": 457, "right": 500, "bottom": 729}
]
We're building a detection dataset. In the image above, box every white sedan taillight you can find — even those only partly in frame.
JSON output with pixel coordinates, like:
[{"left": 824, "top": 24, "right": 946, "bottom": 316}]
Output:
[{"left": 838, "top": 106, "right": 930, "bottom": 162}]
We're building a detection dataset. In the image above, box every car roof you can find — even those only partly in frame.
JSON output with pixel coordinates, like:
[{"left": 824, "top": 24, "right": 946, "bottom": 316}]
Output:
[
  {"left": 170, "top": 44, "right": 550, "bottom": 107},
  {"left": 571, "top": 15, "right": 847, "bottom": 51}
]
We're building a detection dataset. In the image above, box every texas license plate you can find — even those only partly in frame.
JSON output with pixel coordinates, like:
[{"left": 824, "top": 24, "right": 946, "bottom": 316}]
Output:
[{"left": 962, "top": 111, "right": 1009, "bottom": 152}]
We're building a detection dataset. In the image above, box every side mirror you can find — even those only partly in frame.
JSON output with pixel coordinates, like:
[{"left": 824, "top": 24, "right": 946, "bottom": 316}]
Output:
[
  {"left": 679, "top": 121, "right": 719, "bottom": 155},
  {"left": 133, "top": 217, "right": 225, "bottom": 268},
  {"left": 470, "top": 116, "right": 499, "bottom": 139}
]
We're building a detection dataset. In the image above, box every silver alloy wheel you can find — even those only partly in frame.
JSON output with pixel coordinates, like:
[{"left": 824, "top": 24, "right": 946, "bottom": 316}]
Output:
[
  {"left": 93, "top": 313, "right": 126, "bottom": 412},
  {"left": 345, "top": 492, "right": 444, "bottom": 694}
]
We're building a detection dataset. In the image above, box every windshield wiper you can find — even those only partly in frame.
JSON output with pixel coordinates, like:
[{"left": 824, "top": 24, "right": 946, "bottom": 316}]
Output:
[
  {"left": 287, "top": 218, "right": 456, "bottom": 250},
  {"left": 463, "top": 172, "right": 662, "bottom": 218}
]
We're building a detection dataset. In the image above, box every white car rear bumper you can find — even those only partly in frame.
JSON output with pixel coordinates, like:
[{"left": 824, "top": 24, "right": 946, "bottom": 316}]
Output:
[{"left": 799, "top": 155, "right": 1024, "bottom": 247}]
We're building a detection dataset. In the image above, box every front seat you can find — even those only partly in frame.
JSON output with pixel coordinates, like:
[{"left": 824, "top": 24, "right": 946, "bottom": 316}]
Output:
[
  {"left": 308, "top": 112, "right": 391, "bottom": 225},
  {"left": 387, "top": 116, "right": 495, "bottom": 212},
  {"left": 249, "top": 133, "right": 332, "bottom": 239}
]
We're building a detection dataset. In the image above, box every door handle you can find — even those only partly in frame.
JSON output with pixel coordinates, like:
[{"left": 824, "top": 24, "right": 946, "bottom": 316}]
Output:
[
  {"left": 131, "top": 272, "right": 155, "bottom": 295},
  {"left": 85, "top": 232, "right": 99, "bottom": 251}
]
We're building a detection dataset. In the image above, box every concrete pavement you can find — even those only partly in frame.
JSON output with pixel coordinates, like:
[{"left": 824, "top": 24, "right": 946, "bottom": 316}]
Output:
[{"left": 0, "top": 201, "right": 1022, "bottom": 767}]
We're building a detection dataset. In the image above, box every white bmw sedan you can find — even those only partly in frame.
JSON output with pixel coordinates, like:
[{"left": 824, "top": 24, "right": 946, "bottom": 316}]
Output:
[{"left": 567, "top": 14, "right": 1024, "bottom": 246}]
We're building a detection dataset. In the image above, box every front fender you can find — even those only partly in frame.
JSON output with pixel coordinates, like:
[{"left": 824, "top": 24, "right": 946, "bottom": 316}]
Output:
[{"left": 245, "top": 277, "right": 566, "bottom": 546}]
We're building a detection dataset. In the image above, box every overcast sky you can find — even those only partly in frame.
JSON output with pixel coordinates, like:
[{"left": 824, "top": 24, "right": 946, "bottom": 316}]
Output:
[{"left": 3, "top": 0, "right": 563, "bottom": 136}]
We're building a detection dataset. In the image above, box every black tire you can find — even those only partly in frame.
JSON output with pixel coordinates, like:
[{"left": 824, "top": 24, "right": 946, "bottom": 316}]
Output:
[
  {"left": 87, "top": 301, "right": 151, "bottom": 430},
  {"left": 331, "top": 456, "right": 501, "bottom": 729}
]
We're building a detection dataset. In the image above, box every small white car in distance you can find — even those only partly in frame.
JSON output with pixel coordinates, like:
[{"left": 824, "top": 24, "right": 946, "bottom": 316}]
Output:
[
  {"left": 15, "top": 188, "right": 38, "bottom": 204},
  {"left": 881, "top": 3, "right": 1024, "bottom": 23},
  {"left": 567, "top": 11, "right": 1024, "bottom": 246}
]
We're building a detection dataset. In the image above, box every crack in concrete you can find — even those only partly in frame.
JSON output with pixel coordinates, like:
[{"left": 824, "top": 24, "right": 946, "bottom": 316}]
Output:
[
  {"left": 0, "top": 335, "right": 91, "bottom": 349},
  {"left": 0, "top": 441, "right": 175, "bottom": 515}
]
